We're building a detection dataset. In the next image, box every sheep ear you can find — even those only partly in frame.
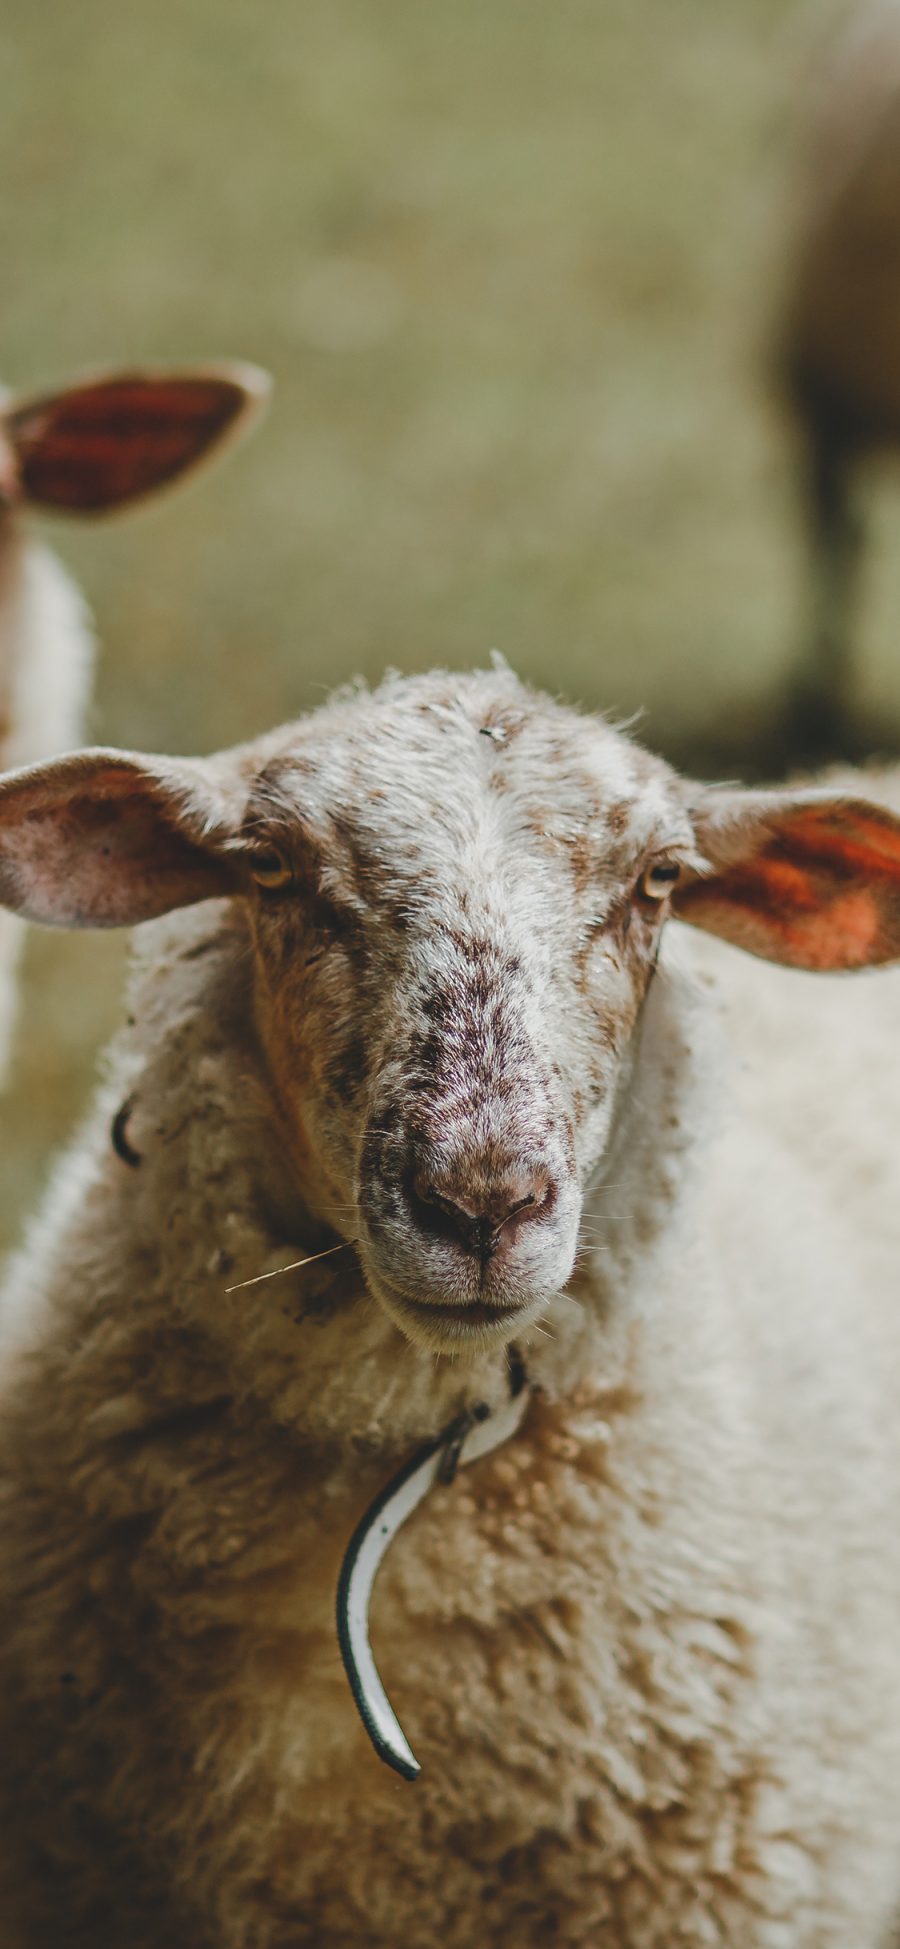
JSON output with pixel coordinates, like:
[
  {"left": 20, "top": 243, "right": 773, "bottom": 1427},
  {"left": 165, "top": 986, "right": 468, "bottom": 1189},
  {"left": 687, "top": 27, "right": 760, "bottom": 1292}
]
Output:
[
  {"left": 3, "top": 363, "right": 270, "bottom": 516},
  {"left": 0, "top": 749, "right": 240, "bottom": 928},
  {"left": 673, "top": 788, "right": 900, "bottom": 970}
]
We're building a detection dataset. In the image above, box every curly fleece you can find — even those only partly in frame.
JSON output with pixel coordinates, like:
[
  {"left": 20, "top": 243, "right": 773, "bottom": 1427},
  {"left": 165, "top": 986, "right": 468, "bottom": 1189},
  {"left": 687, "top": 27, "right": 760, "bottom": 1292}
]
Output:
[{"left": 0, "top": 672, "right": 899, "bottom": 1947}]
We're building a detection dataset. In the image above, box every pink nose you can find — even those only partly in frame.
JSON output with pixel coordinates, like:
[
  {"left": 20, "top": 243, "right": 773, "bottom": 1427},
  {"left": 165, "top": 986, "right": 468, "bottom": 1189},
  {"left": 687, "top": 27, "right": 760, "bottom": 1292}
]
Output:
[{"left": 408, "top": 1166, "right": 554, "bottom": 1260}]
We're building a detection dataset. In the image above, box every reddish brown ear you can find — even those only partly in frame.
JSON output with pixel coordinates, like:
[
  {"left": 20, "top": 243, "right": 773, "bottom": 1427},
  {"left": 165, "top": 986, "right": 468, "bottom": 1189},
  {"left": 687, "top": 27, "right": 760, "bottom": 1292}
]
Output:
[
  {"left": 4, "top": 362, "right": 270, "bottom": 516},
  {"left": 673, "top": 791, "right": 900, "bottom": 970},
  {"left": 0, "top": 748, "right": 239, "bottom": 928}
]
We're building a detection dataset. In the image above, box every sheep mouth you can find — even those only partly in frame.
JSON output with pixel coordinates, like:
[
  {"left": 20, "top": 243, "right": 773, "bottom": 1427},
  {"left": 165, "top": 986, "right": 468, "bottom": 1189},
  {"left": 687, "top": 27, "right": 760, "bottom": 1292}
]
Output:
[
  {"left": 369, "top": 1278, "right": 547, "bottom": 1350},
  {"left": 404, "top": 1295, "right": 523, "bottom": 1329}
]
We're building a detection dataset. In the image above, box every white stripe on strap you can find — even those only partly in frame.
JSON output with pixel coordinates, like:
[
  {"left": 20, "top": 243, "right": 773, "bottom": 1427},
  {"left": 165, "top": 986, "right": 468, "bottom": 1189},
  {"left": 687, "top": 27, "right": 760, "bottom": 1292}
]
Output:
[{"left": 336, "top": 1384, "right": 531, "bottom": 1780}]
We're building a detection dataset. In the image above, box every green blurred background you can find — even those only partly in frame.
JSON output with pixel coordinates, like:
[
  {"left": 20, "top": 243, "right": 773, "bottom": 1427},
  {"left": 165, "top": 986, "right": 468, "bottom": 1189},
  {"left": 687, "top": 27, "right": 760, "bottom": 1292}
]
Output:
[{"left": 2, "top": 0, "right": 898, "bottom": 1254}]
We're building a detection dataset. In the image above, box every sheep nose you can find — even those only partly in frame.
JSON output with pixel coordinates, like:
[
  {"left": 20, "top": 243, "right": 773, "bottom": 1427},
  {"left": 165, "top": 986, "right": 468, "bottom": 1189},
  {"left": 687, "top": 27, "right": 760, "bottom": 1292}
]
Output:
[{"left": 408, "top": 1166, "right": 554, "bottom": 1259}]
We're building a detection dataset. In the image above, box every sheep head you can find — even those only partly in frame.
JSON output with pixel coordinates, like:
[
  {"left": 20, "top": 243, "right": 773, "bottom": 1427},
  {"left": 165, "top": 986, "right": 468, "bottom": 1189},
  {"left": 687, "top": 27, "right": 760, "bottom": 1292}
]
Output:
[{"left": 1, "top": 666, "right": 899, "bottom": 1351}]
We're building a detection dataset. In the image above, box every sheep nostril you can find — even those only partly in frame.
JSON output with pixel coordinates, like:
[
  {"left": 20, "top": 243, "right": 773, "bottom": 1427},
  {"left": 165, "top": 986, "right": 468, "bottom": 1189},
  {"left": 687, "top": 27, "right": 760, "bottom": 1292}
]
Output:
[
  {"left": 408, "top": 1170, "right": 554, "bottom": 1257},
  {"left": 409, "top": 1179, "right": 475, "bottom": 1243},
  {"left": 504, "top": 1191, "right": 537, "bottom": 1224}
]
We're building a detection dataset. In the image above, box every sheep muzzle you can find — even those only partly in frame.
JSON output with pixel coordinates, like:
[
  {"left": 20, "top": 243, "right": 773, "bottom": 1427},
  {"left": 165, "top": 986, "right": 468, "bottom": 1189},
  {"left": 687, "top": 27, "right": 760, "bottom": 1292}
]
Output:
[{"left": 355, "top": 1095, "right": 581, "bottom": 1348}]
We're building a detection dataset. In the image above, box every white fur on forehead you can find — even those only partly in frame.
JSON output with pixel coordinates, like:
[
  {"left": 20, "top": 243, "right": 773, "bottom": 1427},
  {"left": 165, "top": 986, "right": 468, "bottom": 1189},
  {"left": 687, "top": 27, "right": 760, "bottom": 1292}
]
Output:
[{"left": 247, "top": 666, "right": 688, "bottom": 862}]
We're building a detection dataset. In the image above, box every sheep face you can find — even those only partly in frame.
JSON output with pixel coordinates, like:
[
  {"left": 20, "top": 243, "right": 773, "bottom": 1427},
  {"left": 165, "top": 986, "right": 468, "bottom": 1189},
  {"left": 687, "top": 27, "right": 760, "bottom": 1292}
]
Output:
[
  {"left": 241, "top": 672, "right": 697, "bottom": 1348},
  {"left": 3, "top": 667, "right": 899, "bottom": 1352}
]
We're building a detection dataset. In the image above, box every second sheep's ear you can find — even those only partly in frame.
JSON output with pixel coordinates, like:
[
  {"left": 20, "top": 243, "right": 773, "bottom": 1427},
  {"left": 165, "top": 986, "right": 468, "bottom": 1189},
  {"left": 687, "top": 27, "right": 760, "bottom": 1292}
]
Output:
[
  {"left": 673, "top": 787, "right": 900, "bottom": 970},
  {"left": 0, "top": 748, "right": 242, "bottom": 928},
  {"left": 3, "top": 363, "right": 270, "bottom": 516}
]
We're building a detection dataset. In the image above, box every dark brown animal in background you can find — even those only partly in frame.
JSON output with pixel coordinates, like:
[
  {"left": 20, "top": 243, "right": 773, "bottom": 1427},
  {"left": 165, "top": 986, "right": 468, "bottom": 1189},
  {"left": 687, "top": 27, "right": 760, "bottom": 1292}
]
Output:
[{"left": 776, "top": 0, "right": 900, "bottom": 755}]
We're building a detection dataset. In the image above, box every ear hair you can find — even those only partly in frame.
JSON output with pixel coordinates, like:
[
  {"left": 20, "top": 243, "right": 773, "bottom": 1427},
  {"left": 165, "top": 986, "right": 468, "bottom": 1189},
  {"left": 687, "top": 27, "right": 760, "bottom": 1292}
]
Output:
[
  {"left": 3, "top": 363, "right": 270, "bottom": 517},
  {"left": 673, "top": 787, "right": 900, "bottom": 970},
  {"left": 0, "top": 748, "right": 241, "bottom": 928}
]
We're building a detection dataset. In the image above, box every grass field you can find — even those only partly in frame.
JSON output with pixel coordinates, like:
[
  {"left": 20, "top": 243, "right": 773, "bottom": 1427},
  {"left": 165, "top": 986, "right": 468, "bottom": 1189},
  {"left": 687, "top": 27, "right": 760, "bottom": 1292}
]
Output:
[{"left": 2, "top": 0, "right": 898, "bottom": 1255}]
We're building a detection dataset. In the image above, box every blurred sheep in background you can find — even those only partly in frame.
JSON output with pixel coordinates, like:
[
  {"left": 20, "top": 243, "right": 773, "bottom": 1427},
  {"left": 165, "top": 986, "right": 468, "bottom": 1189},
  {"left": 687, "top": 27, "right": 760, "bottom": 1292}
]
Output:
[{"left": 0, "top": 364, "right": 269, "bottom": 1076}]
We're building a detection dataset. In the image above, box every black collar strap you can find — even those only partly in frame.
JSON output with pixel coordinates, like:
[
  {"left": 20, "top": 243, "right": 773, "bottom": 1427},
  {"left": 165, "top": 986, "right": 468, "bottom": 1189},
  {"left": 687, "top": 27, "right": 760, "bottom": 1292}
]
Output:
[{"left": 336, "top": 1383, "right": 532, "bottom": 1780}]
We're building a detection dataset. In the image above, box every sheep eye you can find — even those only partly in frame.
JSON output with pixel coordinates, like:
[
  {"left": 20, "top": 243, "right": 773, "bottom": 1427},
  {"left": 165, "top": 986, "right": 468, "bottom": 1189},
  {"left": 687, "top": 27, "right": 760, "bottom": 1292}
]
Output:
[
  {"left": 249, "top": 848, "right": 294, "bottom": 891},
  {"left": 638, "top": 860, "right": 682, "bottom": 902}
]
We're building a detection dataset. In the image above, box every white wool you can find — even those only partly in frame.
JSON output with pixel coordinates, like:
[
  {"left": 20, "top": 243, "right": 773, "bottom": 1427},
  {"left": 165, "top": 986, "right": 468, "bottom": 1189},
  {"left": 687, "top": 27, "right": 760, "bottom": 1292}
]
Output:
[
  {"left": 0, "top": 534, "right": 95, "bottom": 768},
  {"left": 0, "top": 527, "right": 95, "bottom": 1080}
]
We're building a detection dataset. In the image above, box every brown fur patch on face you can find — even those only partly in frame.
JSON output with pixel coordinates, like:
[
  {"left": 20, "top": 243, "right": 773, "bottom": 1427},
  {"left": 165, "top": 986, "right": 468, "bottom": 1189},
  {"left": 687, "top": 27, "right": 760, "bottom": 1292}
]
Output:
[{"left": 324, "top": 1031, "right": 370, "bottom": 1107}]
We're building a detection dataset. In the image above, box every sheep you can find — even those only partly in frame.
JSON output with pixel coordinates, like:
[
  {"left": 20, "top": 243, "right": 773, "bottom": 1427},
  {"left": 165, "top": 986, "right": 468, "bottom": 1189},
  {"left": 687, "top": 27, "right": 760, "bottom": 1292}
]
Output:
[
  {"left": 775, "top": 0, "right": 900, "bottom": 756},
  {"left": 0, "top": 361, "right": 270, "bottom": 1075},
  {"left": 0, "top": 662, "right": 899, "bottom": 1947}
]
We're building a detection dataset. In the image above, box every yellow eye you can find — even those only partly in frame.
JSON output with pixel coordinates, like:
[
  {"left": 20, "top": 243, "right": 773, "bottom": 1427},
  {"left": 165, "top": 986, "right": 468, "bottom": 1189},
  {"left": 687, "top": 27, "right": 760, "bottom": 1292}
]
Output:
[
  {"left": 639, "top": 860, "right": 682, "bottom": 902},
  {"left": 249, "top": 848, "right": 294, "bottom": 891}
]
